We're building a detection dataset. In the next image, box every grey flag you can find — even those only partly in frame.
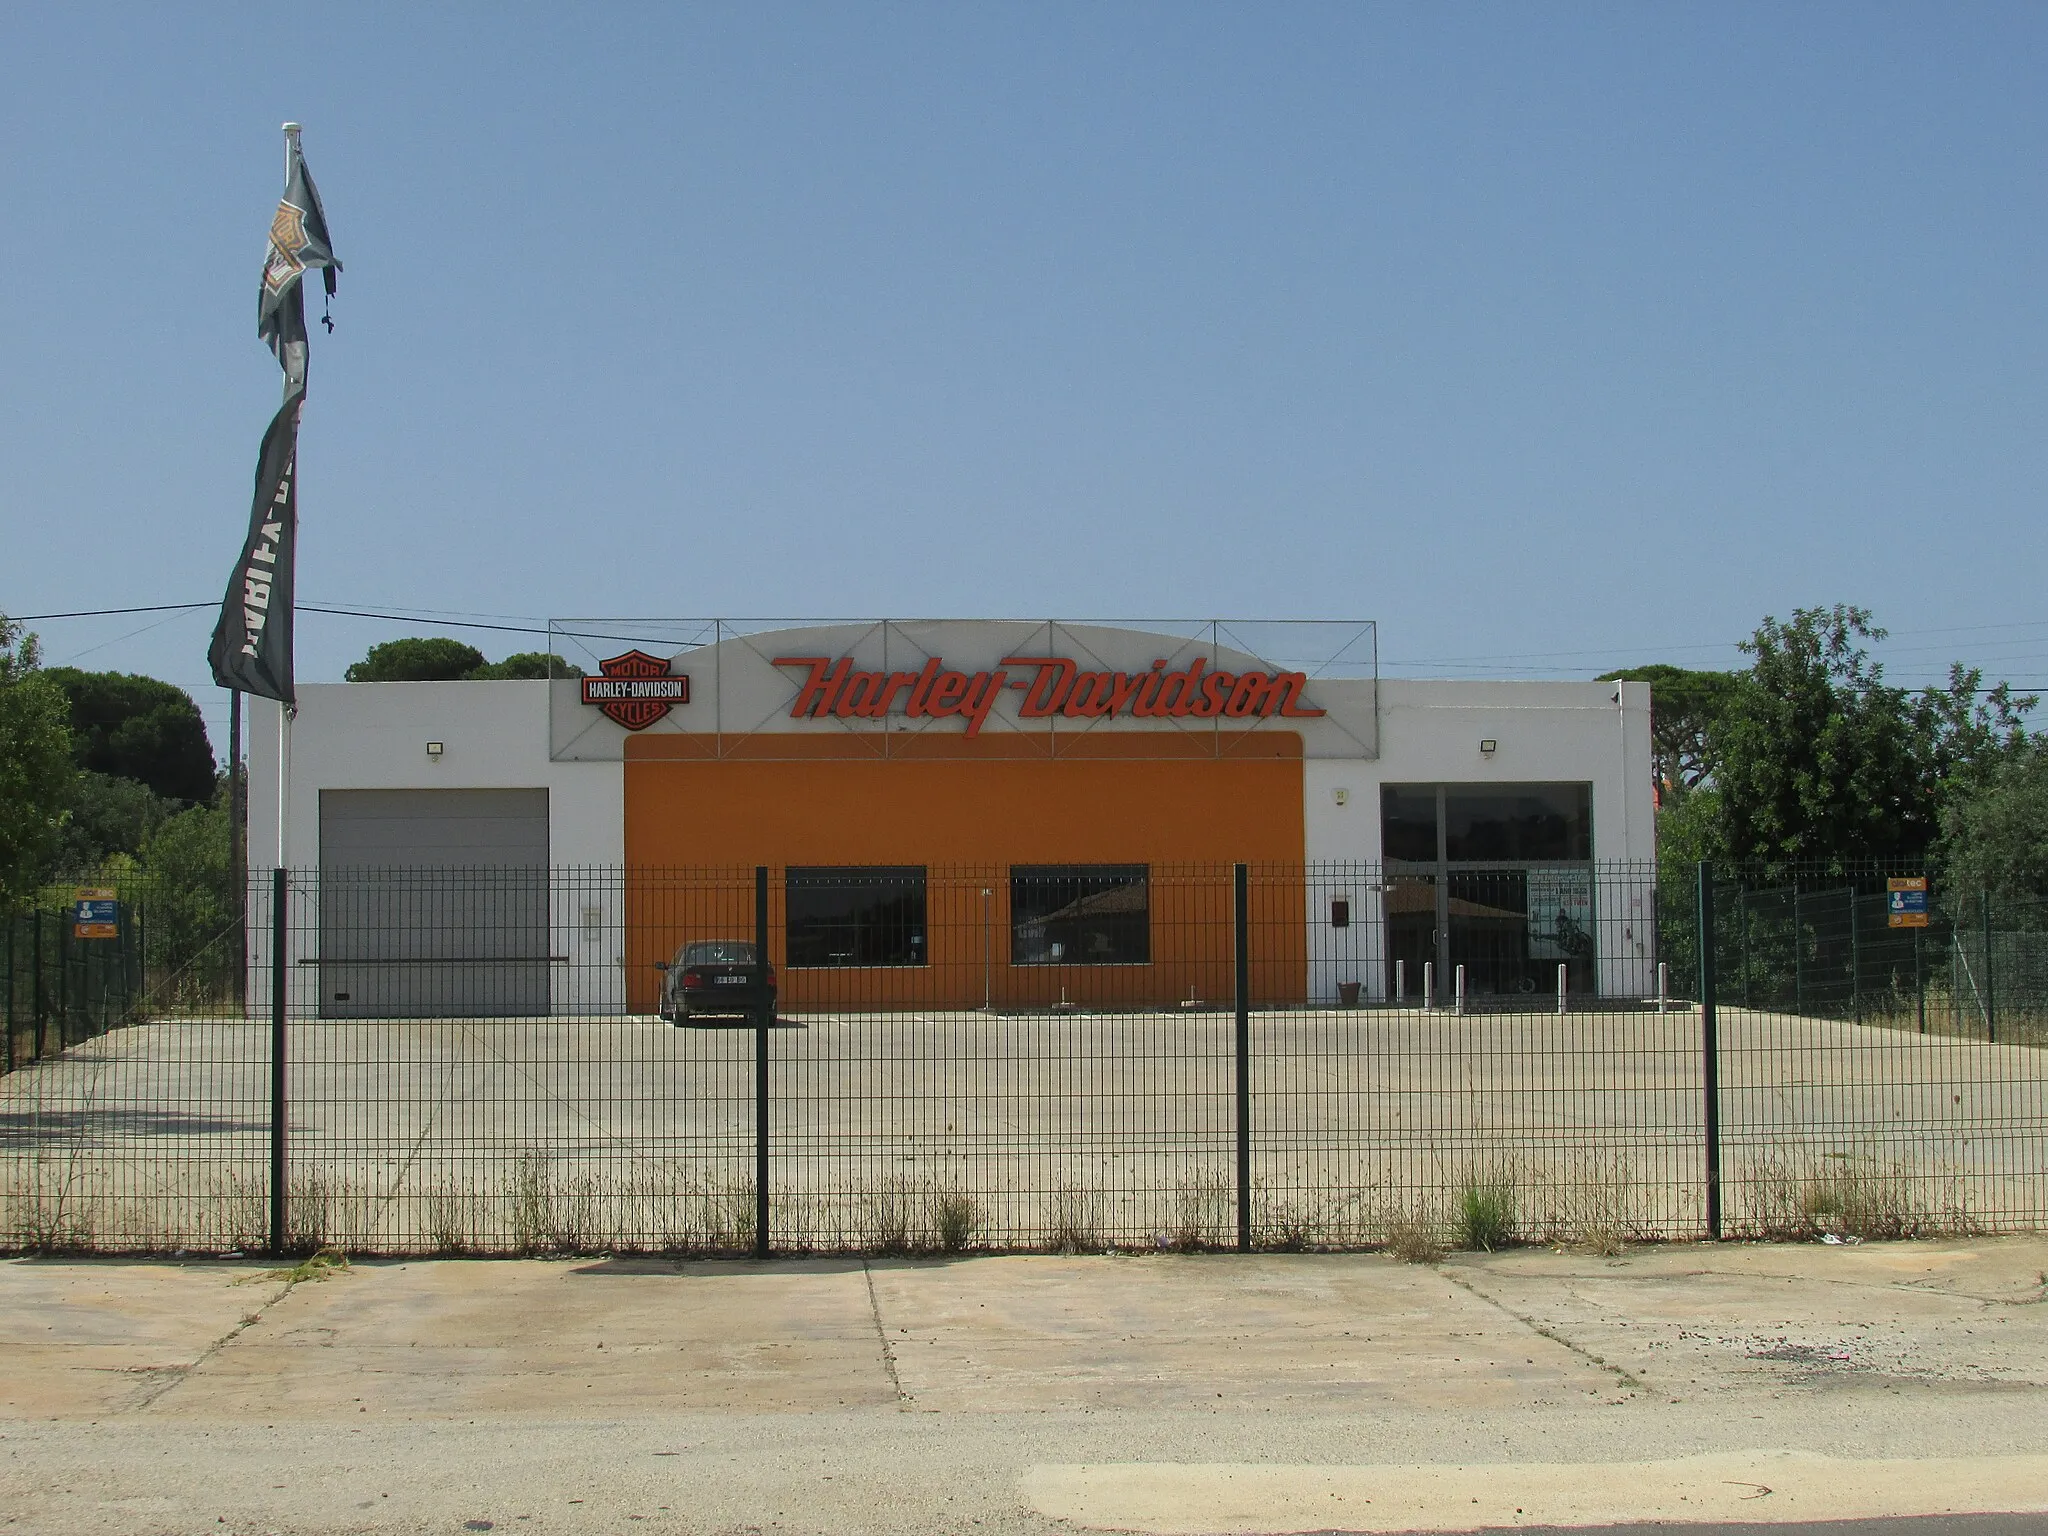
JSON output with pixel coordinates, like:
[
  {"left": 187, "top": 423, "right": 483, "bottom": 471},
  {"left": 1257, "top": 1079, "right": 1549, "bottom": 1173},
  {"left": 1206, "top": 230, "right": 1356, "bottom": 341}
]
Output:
[{"left": 257, "top": 141, "right": 341, "bottom": 391}]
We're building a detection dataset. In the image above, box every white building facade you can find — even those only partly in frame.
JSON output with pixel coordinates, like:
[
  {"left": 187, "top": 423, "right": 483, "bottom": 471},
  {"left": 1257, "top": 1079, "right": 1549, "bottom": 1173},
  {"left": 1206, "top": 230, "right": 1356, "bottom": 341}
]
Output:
[{"left": 247, "top": 621, "right": 1654, "bottom": 1015}]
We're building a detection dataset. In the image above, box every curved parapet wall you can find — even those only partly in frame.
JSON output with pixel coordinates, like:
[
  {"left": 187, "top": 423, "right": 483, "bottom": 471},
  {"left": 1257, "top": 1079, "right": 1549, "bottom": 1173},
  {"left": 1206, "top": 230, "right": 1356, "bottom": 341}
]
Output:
[{"left": 547, "top": 619, "right": 1379, "bottom": 762}]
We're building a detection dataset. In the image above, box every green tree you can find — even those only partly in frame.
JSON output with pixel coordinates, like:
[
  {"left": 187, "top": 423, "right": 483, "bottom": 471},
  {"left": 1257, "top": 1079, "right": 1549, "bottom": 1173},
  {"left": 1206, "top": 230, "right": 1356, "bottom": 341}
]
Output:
[
  {"left": 1598, "top": 664, "right": 1739, "bottom": 798},
  {"left": 468, "top": 651, "right": 584, "bottom": 679},
  {"left": 52, "top": 770, "right": 178, "bottom": 868},
  {"left": 1712, "top": 605, "right": 2032, "bottom": 871},
  {"left": 1908, "top": 662, "right": 2033, "bottom": 805},
  {"left": 1938, "top": 744, "right": 2048, "bottom": 907},
  {"left": 345, "top": 638, "right": 584, "bottom": 681},
  {"left": 0, "top": 616, "right": 76, "bottom": 911},
  {"left": 43, "top": 668, "right": 216, "bottom": 805},
  {"left": 345, "top": 637, "right": 487, "bottom": 681},
  {"left": 141, "top": 802, "right": 236, "bottom": 998}
]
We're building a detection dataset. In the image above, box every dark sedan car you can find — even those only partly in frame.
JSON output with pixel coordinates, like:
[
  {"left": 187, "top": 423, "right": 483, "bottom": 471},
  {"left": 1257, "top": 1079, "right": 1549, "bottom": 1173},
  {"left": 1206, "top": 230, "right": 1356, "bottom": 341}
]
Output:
[{"left": 657, "top": 940, "right": 777, "bottom": 1025}]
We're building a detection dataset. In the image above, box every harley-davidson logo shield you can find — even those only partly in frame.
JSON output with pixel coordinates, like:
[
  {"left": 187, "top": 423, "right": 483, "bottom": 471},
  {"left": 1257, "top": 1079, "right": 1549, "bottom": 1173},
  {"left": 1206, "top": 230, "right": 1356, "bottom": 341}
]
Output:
[{"left": 580, "top": 650, "right": 689, "bottom": 730}]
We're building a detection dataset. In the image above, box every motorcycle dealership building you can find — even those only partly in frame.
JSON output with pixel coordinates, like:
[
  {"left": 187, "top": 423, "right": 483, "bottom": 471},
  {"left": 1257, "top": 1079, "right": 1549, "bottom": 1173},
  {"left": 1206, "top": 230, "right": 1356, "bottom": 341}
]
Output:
[{"left": 247, "top": 620, "right": 1655, "bottom": 1017}]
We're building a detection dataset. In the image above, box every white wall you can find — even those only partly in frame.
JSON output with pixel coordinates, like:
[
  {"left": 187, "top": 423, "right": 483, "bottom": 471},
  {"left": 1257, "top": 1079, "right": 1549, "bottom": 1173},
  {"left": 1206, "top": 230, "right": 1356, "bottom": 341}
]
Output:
[
  {"left": 249, "top": 672, "right": 1656, "bottom": 1014},
  {"left": 1300, "top": 679, "right": 1655, "bottom": 1000},
  {"left": 247, "top": 683, "right": 626, "bottom": 1015}
]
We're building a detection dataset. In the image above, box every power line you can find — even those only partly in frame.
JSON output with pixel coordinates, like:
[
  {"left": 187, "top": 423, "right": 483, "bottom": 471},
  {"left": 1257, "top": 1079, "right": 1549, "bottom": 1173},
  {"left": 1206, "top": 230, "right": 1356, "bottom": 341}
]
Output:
[
  {"left": 12, "top": 600, "right": 556, "bottom": 637},
  {"left": 15, "top": 601, "right": 2048, "bottom": 695},
  {"left": 301, "top": 605, "right": 552, "bottom": 635},
  {"left": 11, "top": 603, "right": 213, "bottom": 620}
]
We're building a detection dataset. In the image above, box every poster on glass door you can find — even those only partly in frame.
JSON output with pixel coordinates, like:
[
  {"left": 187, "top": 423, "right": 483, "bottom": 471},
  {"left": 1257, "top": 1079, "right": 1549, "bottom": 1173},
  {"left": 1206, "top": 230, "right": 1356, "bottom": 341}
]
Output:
[{"left": 1526, "top": 868, "right": 1594, "bottom": 960}]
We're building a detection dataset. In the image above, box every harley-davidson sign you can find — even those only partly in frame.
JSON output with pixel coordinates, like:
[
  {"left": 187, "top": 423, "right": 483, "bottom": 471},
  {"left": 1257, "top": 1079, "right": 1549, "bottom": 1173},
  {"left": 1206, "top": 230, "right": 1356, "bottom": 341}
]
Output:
[
  {"left": 772, "top": 654, "right": 1324, "bottom": 739},
  {"left": 581, "top": 650, "right": 689, "bottom": 730}
]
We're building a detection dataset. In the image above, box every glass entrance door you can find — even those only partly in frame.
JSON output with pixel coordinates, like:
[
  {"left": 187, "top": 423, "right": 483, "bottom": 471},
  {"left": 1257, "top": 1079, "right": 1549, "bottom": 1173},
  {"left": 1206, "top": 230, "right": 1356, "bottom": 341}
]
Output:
[
  {"left": 1446, "top": 867, "right": 1597, "bottom": 998},
  {"left": 1383, "top": 872, "right": 1437, "bottom": 999},
  {"left": 1381, "top": 783, "right": 1598, "bottom": 1003}
]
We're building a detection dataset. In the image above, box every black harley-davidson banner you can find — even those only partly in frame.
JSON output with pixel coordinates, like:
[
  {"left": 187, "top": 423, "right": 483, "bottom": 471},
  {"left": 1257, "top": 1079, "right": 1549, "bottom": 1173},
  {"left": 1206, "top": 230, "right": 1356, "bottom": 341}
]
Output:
[
  {"left": 214, "top": 133, "right": 339, "bottom": 704},
  {"left": 207, "top": 392, "right": 301, "bottom": 703}
]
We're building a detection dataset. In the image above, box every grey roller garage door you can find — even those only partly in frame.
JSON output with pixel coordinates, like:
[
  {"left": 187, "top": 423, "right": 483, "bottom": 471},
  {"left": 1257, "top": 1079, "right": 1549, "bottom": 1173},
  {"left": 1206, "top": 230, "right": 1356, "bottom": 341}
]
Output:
[{"left": 318, "top": 789, "right": 551, "bottom": 1018}]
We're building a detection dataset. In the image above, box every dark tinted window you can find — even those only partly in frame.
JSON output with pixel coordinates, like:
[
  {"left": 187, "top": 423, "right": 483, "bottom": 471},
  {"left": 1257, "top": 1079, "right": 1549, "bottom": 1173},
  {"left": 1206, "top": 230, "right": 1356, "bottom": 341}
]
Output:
[
  {"left": 786, "top": 867, "right": 927, "bottom": 967},
  {"left": 1380, "top": 786, "right": 1440, "bottom": 862},
  {"left": 679, "top": 941, "right": 757, "bottom": 966},
  {"left": 1011, "top": 865, "right": 1149, "bottom": 965},
  {"left": 1443, "top": 784, "right": 1591, "bottom": 862}
]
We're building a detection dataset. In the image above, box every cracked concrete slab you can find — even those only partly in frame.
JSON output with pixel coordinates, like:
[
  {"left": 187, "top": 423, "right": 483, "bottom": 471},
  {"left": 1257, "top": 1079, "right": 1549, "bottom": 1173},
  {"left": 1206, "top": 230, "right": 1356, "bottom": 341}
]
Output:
[
  {"left": 149, "top": 1256, "right": 898, "bottom": 1418},
  {"left": 868, "top": 1253, "right": 1625, "bottom": 1410},
  {"left": 1441, "top": 1236, "right": 2048, "bottom": 1397},
  {"left": 0, "top": 1257, "right": 287, "bottom": 1417},
  {"left": 2, "top": 1239, "right": 2047, "bottom": 1534}
]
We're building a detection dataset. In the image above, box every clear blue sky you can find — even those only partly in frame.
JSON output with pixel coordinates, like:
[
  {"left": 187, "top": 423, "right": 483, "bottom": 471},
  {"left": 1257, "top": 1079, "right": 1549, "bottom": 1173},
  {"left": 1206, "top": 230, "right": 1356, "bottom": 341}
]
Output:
[{"left": 4, "top": 4, "right": 2046, "bottom": 757}]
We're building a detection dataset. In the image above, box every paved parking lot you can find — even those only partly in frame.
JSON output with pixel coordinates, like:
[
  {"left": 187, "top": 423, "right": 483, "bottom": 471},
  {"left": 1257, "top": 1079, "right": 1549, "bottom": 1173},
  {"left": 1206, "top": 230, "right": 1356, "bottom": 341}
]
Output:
[{"left": 3, "top": 1006, "right": 2043, "bottom": 1252}]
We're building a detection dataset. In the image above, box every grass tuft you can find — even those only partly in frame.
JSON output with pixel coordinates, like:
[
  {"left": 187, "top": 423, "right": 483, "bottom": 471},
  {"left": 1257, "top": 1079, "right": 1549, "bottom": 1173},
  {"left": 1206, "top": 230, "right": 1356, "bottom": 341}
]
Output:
[
  {"left": 1168, "top": 1168, "right": 1231, "bottom": 1251},
  {"left": 1740, "top": 1151, "right": 1965, "bottom": 1242},
  {"left": 860, "top": 1176, "right": 984, "bottom": 1256},
  {"left": 1457, "top": 1165, "right": 1518, "bottom": 1252},
  {"left": 1383, "top": 1211, "right": 1445, "bottom": 1264},
  {"left": 930, "top": 1187, "right": 984, "bottom": 1254},
  {"left": 1044, "top": 1174, "right": 1104, "bottom": 1254}
]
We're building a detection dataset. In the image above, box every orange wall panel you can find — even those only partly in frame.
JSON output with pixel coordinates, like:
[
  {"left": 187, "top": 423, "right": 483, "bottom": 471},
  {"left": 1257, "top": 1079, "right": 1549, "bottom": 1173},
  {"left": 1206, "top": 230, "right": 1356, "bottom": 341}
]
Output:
[{"left": 623, "top": 738, "right": 1306, "bottom": 1013}]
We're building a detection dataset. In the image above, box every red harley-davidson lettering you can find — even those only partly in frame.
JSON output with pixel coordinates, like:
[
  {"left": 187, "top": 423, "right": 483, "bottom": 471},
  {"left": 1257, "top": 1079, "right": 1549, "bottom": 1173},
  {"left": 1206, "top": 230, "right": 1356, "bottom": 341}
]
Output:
[{"left": 772, "top": 655, "right": 1323, "bottom": 738}]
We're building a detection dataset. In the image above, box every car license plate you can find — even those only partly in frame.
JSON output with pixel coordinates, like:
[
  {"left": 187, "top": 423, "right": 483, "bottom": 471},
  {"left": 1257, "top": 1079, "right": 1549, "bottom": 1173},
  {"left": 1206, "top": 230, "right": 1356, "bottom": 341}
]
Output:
[{"left": 715, "top": 975, "right": 746, "bottom": 985}]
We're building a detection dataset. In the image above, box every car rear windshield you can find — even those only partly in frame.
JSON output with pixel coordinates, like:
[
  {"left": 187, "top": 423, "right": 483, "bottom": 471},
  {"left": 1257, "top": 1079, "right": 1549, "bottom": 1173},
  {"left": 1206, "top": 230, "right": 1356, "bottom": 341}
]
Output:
[{"left": 680, "top": 941, "right": 758, "bottom": 965}]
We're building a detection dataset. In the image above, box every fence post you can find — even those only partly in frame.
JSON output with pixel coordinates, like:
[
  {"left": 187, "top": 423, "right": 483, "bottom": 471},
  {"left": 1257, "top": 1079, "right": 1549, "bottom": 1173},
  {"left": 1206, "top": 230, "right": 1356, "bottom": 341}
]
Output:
[
  {"left": 1234, "top": 862, "right": 1251, "bottom": 1253},
  {"left": 129, "top": 902, "right": 144, "bottom": 1024},
  {"left": 56, "top": 913, "right": 69, "bottom": 1056},
  {"left": 1738, "top": 888, "right": 1750, "bottom": 1007},
  {"left": 1696, "top": 861, "right": 1723, "bottom": 1241},
  {"left": 89, "top": 927, "right": 103, "bottom": 1038},
  {"left": 4, "top": 917, "right": 14, "bottom": 1073},
  {"left": 1914, "top": 926, "right": 1925, "bottom": 1034},
  {"left": 1792, "top": 888, "right": 1803, "bottom": 1014},
  {"left": 1849, "top": 891, "right": 1862, "bottom": 1025},
  {"left": 754, "top": 865, "right": 771, "bottom": 1260},
  {"left": 32, "top": 910, "right": 45, "bottom": 1060},
  {"left": 1981, "top": 889, "right": 1996, "bottom": 1044},
  {"left": 269, "top": 867, "right": 289, "bottom": 1256}
]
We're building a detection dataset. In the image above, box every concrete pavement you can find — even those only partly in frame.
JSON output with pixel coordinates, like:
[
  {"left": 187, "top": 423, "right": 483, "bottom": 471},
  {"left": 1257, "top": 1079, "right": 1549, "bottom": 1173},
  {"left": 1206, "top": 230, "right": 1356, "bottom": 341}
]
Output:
[{"left": 2, "top": 1238, "right": 2046, "bottom": 1534}]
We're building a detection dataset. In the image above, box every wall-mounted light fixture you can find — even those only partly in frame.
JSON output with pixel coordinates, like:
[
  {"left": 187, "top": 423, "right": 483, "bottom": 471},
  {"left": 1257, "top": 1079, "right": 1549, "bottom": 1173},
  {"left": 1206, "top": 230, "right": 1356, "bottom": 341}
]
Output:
[
  {"left": 1479, "top": 739, "right": 1497, "bottom": 756},
  {"left": 426, "top": 741, "right": 444, "bottom": 759}
]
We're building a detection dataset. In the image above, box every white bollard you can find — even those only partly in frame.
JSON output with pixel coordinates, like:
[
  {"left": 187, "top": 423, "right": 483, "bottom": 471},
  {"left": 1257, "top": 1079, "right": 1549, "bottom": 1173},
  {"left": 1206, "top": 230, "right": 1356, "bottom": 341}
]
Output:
[
  {"left": 1455, "top": 964, "right": 1466, "bottom": 1016},
  {"left": 1423, "top": 960, "right": 1435, "bottom": 1012},
  {"left": 1395, "top": 958, "right": 1407, "bottom": 1007},
  {"left": 1558, "top": 962, "right": 1569, "bottom": 1016},
  {"left": 1657, "top": 961, "right": 1669, "bottom": 1014}
]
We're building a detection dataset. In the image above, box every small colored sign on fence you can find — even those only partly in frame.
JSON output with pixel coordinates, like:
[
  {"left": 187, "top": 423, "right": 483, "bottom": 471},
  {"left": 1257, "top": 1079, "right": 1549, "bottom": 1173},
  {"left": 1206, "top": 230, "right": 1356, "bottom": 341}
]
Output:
[
  {"left": 72, "top": 888, "right": 118, "bottom": 940},
  {"left": 1887, "top": 875, "right": 1929, "bottom": 928}
]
